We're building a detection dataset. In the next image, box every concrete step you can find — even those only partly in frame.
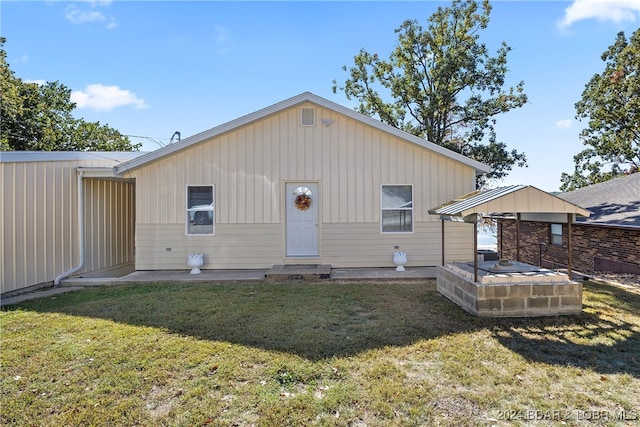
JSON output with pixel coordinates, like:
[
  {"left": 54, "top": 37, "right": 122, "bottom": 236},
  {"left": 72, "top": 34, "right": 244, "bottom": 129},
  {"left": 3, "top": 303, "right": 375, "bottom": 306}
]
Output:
[{"left": 265, "top": 264, "right": 332, "bottom": 281}]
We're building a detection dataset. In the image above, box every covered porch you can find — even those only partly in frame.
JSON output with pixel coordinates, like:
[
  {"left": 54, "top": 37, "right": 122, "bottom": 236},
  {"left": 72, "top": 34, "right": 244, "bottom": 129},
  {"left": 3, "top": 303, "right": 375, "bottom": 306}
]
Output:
[{"left": 430, "top": 185, "right": 591, "bottom": 317}]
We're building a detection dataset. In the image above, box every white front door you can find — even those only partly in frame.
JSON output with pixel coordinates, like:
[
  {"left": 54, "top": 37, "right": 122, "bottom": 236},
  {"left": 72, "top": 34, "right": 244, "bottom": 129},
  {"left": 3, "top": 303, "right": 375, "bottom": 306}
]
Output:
[{"left": 286, "top": 182, "right": 319, "bottom": 257}]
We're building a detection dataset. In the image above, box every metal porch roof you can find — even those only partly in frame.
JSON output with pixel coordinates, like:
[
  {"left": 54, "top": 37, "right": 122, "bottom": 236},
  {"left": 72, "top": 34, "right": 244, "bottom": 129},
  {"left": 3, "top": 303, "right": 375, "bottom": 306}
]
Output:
[{"left": 429, "top": 185, "right": 591, "bottom": 219}]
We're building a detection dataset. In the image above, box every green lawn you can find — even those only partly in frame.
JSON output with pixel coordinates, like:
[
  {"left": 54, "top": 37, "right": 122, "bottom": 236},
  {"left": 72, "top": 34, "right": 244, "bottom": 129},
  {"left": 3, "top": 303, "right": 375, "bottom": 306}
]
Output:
[{"left": 1, "top": 280, "right": 639, "bottom": 426}]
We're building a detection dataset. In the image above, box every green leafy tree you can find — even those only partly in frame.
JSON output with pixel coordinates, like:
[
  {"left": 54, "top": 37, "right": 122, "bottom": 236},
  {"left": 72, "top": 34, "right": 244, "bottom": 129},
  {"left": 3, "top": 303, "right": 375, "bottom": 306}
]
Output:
[
  {"left": 0, "top": 37, "right": 140, "bottom": 152},
  {"left": 560, "top": 29, "right": 640, "bottom": 191},
  {"left": 333, "top": 0, "right": 527, "bottom": 187}
]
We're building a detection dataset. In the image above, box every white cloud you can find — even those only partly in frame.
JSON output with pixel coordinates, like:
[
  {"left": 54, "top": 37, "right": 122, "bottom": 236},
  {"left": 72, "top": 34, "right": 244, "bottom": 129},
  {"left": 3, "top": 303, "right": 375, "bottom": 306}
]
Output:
[
  {"left": 66, "top": 7, "right": 105, "bottom": 24},
  {"left": 11, "top": 54, "right": 29, "bottom": 64},
  {"left": 212, "top": 25, "right": 232, "bottom": 54},
  {"left": 71, "top": 84, "right": 148, "bottom": 111},
  {"left": 25, "top": 79, "right": 47, "bottom": 86},
  {"left": 555, "top": 119, "right": 572, "bottom": 129},
  {"left": 214, "top": 25, "right": 230, "bottom": 44},
  {"left": 65, "top": 3, "right": 116, "bottom": 29},
  {"left": 105, "top": 17, "right": 117, "bottom": 30},
  {"left": 558, "top": 0, "right": 640, "bottom": 29}
]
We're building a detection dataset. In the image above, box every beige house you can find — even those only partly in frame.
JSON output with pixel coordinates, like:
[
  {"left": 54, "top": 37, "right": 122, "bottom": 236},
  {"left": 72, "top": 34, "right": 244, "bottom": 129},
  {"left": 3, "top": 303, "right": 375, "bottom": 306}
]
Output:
[
  {"left": 115, "top": 92, "right": 491, "bottom": 271},
  {"left": 1, "top": 92, "right": 492, "bottom": 295}
]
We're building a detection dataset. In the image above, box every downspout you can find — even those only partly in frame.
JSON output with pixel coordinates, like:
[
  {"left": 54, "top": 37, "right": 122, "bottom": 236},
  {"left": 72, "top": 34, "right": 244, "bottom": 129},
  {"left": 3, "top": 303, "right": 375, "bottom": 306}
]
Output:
[{"left": 54, "top": 169, "right": 84, "bottom": 285}]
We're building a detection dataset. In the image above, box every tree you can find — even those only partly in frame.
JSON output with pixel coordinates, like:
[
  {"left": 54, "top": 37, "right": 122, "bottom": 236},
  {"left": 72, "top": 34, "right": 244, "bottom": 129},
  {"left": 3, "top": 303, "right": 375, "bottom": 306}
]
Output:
[
  {"left": 333, "top": 0, "right": 527, "bottom": 187},
  {"left": 0, "top": 37, "right": 139, "bottom": 152},
  {"left": 560, "top": 29, "right": 640, "bottom": 191}
]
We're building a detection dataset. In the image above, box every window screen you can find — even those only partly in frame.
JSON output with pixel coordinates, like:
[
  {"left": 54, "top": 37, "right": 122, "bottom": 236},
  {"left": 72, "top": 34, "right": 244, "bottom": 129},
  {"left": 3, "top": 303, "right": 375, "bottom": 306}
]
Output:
[{"left": 381, "top": 185, "right": 413, "bottom": 233}]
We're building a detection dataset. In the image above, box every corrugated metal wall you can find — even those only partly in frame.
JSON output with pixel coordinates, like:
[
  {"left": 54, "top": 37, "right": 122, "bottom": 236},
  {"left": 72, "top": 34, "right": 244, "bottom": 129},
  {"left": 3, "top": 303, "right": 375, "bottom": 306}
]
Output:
[
  {"left": 1, "top": 158, "right": 135, "bottom": 295},
  {"left": 83, "top": 178, "right": 135, "bottom": 273},
  {"left": 129, "top": 102, "right": 477, "bottom": 269}
]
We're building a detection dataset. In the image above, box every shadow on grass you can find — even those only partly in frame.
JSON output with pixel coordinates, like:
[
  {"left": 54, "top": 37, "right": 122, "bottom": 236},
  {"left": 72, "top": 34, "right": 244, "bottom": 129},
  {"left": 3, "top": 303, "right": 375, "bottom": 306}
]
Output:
[
  {"left": 5, "top": 280, "right": 640, "bottom": 376},
  {"left": 491, "top": 281, "right": 640, "bottom": 377}
]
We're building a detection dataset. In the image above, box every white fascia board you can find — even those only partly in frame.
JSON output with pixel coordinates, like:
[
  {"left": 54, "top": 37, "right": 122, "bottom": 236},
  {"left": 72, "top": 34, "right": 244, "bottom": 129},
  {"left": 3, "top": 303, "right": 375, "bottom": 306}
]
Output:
[
  {"left": 77, "top": 167, "right": 116, "bottom": 178},
  {"left": 77, "top": 167, "right": 136, "bottom": 182},
  {"left": 1, "top": 151, "right": 146, "bottom": 163},
  {"left": 114, "top": 92, "right": 493, "bottom": 176}
]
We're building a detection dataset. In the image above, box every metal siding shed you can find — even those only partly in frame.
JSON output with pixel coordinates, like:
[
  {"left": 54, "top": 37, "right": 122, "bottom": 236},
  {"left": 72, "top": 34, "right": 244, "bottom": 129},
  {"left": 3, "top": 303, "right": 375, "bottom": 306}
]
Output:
[{"left": 1, "top": 152, "right": 143, "bottom": 294}]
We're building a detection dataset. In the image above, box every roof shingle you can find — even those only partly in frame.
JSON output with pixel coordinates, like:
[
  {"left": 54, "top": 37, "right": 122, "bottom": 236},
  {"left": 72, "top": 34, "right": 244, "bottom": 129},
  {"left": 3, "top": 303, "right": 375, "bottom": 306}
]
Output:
[{"left": 559, "top": 173, "right": 640, "bottom": 227}]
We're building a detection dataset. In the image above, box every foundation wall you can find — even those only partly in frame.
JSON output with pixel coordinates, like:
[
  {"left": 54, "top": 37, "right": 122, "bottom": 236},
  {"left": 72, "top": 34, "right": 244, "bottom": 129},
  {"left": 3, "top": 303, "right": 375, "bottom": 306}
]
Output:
[{"left": 436, "top": 265, "right": 582, "bottom": 317}]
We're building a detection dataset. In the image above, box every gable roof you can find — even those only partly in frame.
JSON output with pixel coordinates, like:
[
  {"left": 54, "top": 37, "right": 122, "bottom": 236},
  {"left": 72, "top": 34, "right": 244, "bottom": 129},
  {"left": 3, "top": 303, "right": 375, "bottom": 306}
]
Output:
[
  {"left": 559, "top": 173, "right": 640, "bottom": 228},
  {"left": 429, "top": 185, "right": 591, "bottom": 221},
  {"left": 113, "top": 92, "right": 492, "bottom": 176}
]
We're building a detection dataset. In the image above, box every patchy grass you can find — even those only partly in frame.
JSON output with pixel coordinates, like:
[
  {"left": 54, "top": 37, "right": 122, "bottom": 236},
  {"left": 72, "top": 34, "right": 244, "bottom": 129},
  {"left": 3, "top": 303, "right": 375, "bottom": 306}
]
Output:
[{"left": 1, "top": 280, "right": 639, "bottom": 426}]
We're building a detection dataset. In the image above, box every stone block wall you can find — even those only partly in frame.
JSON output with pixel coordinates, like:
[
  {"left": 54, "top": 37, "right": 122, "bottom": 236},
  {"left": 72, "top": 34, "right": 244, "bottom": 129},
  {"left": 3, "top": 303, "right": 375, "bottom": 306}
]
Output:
[
  {"left": 498, "top": 220, "right": 640, "bottom": 275},
  {"left": 436, "top": 266, "right": 583, "bottom": 317}
]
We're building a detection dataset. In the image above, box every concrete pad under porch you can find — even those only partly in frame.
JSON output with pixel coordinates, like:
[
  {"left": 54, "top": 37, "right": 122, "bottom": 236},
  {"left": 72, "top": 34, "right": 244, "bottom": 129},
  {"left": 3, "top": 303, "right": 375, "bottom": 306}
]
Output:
[{"left": 437, "top": 261, "right": 583, "bottom": 317}]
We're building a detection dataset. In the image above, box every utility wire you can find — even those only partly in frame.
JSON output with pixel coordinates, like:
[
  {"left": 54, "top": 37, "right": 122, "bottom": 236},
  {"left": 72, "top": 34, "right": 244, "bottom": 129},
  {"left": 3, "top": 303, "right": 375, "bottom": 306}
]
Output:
[{"left": 125, "top": 134, "right": 169, "bottom": 148}]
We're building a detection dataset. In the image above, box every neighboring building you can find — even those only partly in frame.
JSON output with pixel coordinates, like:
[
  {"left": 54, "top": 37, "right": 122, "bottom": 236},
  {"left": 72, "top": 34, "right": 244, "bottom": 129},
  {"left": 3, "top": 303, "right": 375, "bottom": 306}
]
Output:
[
  {"left": 498, "top": 173, "right": 640, "bottom": 275},
  {"left": 1, "top": 92, "right": 493, "bottom": 295}
]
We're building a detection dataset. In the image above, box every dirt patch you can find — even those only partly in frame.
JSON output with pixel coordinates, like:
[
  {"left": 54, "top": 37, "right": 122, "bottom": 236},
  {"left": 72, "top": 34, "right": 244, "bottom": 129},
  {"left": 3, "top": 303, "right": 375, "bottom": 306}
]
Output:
[
  {"left": 145, "top": 385, "right": 177, "bottom": 418},
  {"left": 594, "top": 273, "right": 640, "bottom": 287},
  {"left": 433, "top": 395, "right": 482, "bottom": 419}
]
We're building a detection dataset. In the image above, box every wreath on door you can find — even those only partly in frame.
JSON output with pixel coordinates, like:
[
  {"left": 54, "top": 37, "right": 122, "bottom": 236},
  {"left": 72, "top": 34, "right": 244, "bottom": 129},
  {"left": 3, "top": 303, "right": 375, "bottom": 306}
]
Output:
[{"left": 294, "top": 194, "right": 312, "bottom": 211}]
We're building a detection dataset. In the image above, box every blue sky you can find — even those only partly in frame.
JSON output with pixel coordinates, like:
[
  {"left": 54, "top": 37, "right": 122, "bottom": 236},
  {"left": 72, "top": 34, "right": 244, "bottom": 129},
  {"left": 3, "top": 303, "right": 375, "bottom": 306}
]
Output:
[{"left": 2, "top": 0, "right": 639, "bottom": 192}]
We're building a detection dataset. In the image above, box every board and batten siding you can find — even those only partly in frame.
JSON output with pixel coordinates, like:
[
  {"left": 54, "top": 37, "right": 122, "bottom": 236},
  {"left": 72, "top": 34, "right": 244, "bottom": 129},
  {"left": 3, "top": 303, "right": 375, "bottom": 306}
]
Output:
[
  {"left": 130, "top": 102, "right": 477, "bottom": 269},
  {"left": 1, "top": 158, "right": 135, "bottom": 295}
]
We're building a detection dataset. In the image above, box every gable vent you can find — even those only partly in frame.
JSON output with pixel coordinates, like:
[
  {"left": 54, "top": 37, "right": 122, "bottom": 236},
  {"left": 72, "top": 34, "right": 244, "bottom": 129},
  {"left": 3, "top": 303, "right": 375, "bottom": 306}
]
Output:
[{"left": 301, "top": 107, "right": 315, "bottom": 126}]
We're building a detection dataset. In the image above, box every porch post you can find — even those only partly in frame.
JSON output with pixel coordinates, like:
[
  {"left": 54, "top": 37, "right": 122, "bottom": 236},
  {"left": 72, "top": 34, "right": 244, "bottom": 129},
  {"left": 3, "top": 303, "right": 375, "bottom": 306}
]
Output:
[
  {"left": 567, "top": 213, "right": 573, "bottom": 280},
  {"left": 499, "top": 220, "right": 503, "bottom": 259},
  {"left": 473, "top": 217, "right": 478, "bottom": 283},
  {"left": 441, "top": 219, "right": 445, "bottom": 266},
  {"left": 516, "top": 213, "right": 521, "bottom": 262}
]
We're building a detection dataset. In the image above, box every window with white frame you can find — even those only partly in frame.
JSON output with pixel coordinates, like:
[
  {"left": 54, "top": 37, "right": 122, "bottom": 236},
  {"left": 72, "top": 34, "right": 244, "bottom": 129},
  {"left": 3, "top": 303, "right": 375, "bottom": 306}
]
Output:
[
  {"left": 187, "top": 185, "right": 214, "bottom": 235},
  {"left": 381, "top": 185, "right": 413, "bottom": 233},
  {"left": 550, "top": 223, "right": 562, "bottom": 246}
]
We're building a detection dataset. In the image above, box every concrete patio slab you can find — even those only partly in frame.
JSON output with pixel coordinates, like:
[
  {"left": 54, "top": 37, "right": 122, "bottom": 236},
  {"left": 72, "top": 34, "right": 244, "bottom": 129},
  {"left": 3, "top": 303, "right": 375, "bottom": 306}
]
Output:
[{"left": 1, "top": 266, "right": 437, "bottom": 306}]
